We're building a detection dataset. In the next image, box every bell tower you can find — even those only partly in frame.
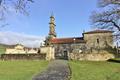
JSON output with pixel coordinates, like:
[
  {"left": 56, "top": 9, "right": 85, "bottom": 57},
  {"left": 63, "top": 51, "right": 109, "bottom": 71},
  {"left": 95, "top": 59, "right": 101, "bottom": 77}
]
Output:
[{"left": 49, "top": 14, "right": 57, "bottom": 38}]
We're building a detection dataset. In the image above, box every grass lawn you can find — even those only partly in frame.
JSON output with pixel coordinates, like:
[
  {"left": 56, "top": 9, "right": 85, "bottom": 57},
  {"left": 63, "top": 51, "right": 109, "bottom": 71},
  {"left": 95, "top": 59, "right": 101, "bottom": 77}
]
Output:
[
  {"left": 0, "top": 45, "right": 6, "bottom": 54},
  {"left": 112, "top": 58, "right": 120, "bottom": 61},
  {"left": 69, "top": 61, "right": 120, "bottom": 80},
  {"left": 0, "top": 60, "right": 48, "bottom": 80}
]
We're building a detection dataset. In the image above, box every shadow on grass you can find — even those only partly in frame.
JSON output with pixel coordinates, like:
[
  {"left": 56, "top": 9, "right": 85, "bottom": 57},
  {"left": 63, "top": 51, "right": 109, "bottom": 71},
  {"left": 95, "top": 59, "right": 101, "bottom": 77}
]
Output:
[{"left": 107, "top": 59, "right": 120, "bottom": 63}]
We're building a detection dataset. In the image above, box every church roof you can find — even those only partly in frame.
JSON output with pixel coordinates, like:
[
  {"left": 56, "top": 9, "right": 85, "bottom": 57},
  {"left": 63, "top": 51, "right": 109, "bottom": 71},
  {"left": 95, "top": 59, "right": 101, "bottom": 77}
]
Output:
[
  {"left": 50, "top": 37, "right": 86, "bottom": 44},
  {"left": 83, "top": 30, "right": 113, "bottom": 34}
]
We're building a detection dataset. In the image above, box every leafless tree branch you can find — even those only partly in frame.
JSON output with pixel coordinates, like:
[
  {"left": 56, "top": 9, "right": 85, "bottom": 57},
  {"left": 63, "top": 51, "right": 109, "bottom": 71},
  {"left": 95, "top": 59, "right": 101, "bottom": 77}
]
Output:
[
  {"left": 98, "top": 0, "right": 120, "bottom": 7},
  {"left": 0, "top": 0, "right": 33, "bottom": 20},
  {"left": 90, "top": 0, "right": 120, "bottom": 41},
  {"left": 0, "top": 0, "right": 33, "bottom": 29}
]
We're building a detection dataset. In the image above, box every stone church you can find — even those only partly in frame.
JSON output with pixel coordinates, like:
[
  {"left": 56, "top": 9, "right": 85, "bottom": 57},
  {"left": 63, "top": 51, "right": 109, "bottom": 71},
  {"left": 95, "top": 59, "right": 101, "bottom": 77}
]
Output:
[{"left": 45, "top": 15, "right": 113, "bottom": 59}]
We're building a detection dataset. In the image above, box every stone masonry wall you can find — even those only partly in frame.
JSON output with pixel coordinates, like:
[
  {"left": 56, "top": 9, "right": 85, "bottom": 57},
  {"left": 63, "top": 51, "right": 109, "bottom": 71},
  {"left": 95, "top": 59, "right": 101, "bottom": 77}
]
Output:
[
  {"left": 40, "top": 46, "right": 55, "bottom": 60},
  {"left": 83, "top": 32, "right": 113, "bottom": 49},
  {"left": 0, "top": 54, "right": 46, "bottom": 60},
  {"left": 68, "top": 51, "right": 115, "bottom": 61}
]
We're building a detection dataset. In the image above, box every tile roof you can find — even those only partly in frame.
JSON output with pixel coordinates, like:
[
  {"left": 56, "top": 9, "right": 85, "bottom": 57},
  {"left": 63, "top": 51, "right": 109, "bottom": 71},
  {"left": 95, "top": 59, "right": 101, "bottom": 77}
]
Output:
[
  {"left": 83, "top": 30, "right": 113, "bottom": 34},
  {"left": 50, "top": 37, "right": 86, "bottom": 44}
]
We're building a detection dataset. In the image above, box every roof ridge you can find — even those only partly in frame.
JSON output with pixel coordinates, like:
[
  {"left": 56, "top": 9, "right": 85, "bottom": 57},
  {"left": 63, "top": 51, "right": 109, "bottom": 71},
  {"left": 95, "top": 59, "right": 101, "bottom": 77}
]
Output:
[
  {"left": 52, "top": 37, "right": 83, "bottom": 40},
  {"left": 83, "top": 29, "right": 113, "bottom": 34}
]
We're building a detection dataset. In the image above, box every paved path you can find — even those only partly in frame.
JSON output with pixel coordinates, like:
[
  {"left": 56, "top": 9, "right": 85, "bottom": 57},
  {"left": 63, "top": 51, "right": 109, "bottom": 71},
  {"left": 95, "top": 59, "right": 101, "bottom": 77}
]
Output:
[{"left": 32, "top": 60, "right": 71, "bottom": 80}]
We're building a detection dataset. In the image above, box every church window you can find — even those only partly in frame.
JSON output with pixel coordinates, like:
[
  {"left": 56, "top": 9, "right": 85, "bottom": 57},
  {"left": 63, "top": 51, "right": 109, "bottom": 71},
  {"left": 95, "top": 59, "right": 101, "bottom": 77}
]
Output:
[{"left": 97, "top": 38, "right": 99, "bottom": 44}]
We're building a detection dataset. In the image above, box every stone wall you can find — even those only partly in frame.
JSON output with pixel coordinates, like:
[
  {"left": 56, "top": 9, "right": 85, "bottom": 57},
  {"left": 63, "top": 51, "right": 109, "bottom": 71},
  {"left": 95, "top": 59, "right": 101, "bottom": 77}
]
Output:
[
  {"left": 40, "top": 46, "right": 55, "bottom": 60},
  {"left": 5, "top": 44, "right": 38, "bottom": 54},
  {"left": 6, "top": 49, "right": 26, "bottom": 54},
  {"left": 54, "top": 43, "right": 86, "bottom": 57},
  {"left": 83, "top": 32, "right": 113, "bottom": 49},
  {"left": 54, "top": 44, "right": 72, "bottom": 58},
  {"left": 0, "top": 54, "right": 46, "bottom": 60},
  {"left": 68, "top": 51, "right": 115, "bottom": 61}
]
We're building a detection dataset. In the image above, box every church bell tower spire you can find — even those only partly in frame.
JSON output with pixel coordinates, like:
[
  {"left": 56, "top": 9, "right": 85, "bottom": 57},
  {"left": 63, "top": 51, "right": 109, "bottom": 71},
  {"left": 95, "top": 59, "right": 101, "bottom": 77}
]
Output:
[{"left": 49, "top": 14, "right": 57, "bottom": 38}]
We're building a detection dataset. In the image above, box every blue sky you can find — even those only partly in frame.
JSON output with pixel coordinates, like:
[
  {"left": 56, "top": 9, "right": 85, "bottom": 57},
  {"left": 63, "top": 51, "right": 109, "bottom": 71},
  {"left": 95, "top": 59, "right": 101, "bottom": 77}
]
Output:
[
  {"left": 2, "top": 0, "right": 97, "bottom": 37},
  {"left": 0, "top": 0, "right": 98, "bottom": 47}
]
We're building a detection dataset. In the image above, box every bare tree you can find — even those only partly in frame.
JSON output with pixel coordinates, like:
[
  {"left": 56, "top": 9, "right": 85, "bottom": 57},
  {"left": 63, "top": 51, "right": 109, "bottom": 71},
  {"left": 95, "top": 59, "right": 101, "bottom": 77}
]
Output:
[
  {"left": 98, "top": 0, "right": 120, "bottom": 7},
  {"left": 0, "top": 0, "right": 33, "bottom": 29},
  {"left": 90, "top": 0, "right": 120, "bottom": 40},
  {"left": 0, "top": 0, "right": 33, "bottom": 20}
]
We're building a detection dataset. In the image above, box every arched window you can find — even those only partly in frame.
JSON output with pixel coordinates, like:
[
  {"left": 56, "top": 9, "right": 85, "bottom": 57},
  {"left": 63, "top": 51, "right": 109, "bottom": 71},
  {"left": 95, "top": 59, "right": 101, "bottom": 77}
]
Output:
[{"left": 97, "top": 38, "right": 99, "bottom": 44}]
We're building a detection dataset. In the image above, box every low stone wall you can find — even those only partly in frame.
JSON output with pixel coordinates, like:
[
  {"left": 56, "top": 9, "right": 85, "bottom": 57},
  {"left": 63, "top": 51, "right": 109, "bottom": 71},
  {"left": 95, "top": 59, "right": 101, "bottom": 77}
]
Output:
[
  {"left": 0, "top": 54, "right": 46, "bottom": 60},
  {"left": 69, "top": 52, "right": 115, "bottom": 61}
]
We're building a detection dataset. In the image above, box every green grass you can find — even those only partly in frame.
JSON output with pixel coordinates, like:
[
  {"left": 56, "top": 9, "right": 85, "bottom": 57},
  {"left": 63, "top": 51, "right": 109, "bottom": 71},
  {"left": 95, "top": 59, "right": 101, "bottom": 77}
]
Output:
[
  {"left": 0, "top": 60, "right": 48, "bottom": 80},
  {"left": 0, "top": 45, "right": 5, "bottom": 54},
  {"left": 69, "top": 61, "right": 120, "bottom": 80},
  {"left": 112, "top": 58, "right": 120, "bottom": 60}
]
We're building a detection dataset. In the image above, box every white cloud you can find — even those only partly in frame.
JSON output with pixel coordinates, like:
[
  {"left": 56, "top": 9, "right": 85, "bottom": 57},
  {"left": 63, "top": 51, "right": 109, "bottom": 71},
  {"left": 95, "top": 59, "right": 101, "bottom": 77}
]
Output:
[{"left": 0, "top": 31, "right": 45, "bottom": 48}]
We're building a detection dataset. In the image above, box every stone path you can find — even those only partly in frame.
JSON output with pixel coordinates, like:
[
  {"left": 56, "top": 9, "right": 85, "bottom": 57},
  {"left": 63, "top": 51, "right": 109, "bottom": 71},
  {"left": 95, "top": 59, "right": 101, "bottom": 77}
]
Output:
[{"left": 32, "top": 60, "right": 71, "bottom": 80}]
